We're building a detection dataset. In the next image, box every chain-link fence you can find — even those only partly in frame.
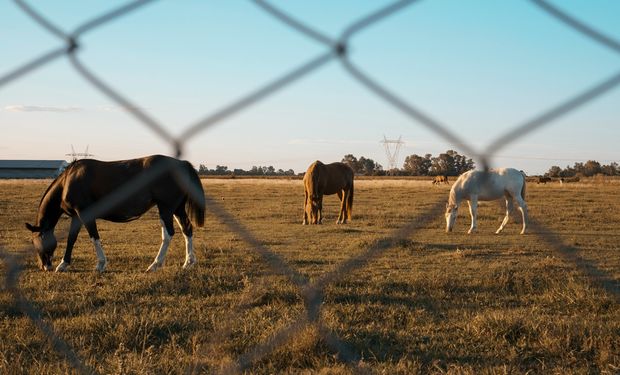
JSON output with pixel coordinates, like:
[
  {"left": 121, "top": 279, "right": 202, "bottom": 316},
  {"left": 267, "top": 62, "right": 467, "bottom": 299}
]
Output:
[{"left": 1, "top": 0, "right": 619, "bottom": 373}]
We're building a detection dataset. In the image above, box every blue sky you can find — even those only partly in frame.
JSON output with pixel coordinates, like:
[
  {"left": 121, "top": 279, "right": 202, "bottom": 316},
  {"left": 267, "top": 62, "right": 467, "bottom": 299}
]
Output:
[{"left": 1, "top": 0, "right": 619, "bottom": 174}]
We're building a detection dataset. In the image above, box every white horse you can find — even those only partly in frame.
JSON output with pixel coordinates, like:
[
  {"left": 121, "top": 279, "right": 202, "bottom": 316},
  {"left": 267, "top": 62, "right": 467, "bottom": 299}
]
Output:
[{"left": 445, "top": 168, "right": 528, "bottom": 234}]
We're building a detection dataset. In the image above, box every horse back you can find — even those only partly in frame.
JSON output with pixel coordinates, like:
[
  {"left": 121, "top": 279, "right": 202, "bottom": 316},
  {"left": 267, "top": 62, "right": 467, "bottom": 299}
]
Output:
[
  {"left": 323, "top": 162, "right": 353, "bottom": 195},
  {"left": 453, "top": 168, "right": 525, "bottom": 201},
  {"left": 59, "top": 155, "right": 183, "bottom": 221},
  {"left": 303, "top": 161, "right": 353, "bottom": 196}
]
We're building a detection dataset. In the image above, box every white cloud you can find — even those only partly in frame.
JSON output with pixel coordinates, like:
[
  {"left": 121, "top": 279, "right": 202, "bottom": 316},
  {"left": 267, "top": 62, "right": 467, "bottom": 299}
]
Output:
[
  {"left": 2, "top": 104, "right": 146, "bottom": 113},
  {"left": 3, "top": 105, "right": 83, "bottom": 113}
]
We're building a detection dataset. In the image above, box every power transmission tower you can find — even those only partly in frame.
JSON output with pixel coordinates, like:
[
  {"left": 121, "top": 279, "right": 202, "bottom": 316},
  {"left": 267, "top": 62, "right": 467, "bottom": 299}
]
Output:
[
  {"left": 66, "top": 145, "right": 95, "bottom": 161},
  {"left": 380, "top": 135, "right": 405, "bottom": 172}
]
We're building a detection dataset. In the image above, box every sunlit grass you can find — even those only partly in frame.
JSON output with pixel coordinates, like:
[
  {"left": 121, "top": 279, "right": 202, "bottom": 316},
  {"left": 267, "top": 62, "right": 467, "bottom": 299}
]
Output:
[{"left": 1, "top": 178, "right": 619, "bottom": 373}]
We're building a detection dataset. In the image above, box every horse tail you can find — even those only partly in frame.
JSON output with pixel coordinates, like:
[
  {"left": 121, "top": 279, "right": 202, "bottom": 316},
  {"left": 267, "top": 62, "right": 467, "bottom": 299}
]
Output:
[
  {"left": 184, "top": 161, "right": 206, "bottom": 227},
  {"left": 347, "top": 179, "right": 354, "bottom": 220},
  {"left": 311, "top": 162, "right": 321, "bottom": 196},
  {"left": 520, "top": 171, "right": 527, "bottom": 200}
]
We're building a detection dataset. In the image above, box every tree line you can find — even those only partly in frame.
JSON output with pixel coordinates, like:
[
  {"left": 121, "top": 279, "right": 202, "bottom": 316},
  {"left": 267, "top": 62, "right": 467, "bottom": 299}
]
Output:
[
  {"left": 341, "top": 150, "right": 475, "bottom": 176},
  {"left": 198, "top": 150, "right": 475, "bottom": 177},
  {"left": 547, "top": 161, "right": 619, "bottom": 177},
  {"left": 198, "top": 164, "right": 295, "bottom": 176},
  {"left": 199, "top": 155, "right": 618, "bottom": 178}
]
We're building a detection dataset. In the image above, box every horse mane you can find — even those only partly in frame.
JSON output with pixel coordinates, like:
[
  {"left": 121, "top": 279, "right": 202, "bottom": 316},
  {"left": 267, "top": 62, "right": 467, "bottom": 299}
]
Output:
[
  {"left": 520, "top": 170, "right": 527, "bottom": 199},
  {"left": 447, "top": 187, "right": 457, "bottom": 208},
  {"left": 37, "top": 163, "right": 72, "bottom": 207}
]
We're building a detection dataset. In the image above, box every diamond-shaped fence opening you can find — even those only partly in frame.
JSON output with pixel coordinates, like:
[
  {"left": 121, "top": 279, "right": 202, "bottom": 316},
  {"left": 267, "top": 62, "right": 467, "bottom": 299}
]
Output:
[{"left": 1, "top": 1, "right": 619, "bottom": 374}]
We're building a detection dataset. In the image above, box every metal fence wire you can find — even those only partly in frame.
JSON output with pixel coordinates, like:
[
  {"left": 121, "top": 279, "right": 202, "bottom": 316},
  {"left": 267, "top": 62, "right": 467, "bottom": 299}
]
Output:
[{"left": 1, "top": 0, "right": 619, "bottom": 374}]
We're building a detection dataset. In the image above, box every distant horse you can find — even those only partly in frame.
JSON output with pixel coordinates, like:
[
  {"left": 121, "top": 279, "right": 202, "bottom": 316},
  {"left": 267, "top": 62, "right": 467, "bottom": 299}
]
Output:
[
  {"left": 560, "top": 176, "right": 580, "bottom": 184},
  {"left": 303, "top": 161, "right": 354, "bottom": 225},
  {"left": 432, "top": 175, "right": 449, "bottom": 185},
  {"left": 25, "top": 155, "right": 205, "bottom": 272},
  {"left": 445, "top": 168, "right": 528, "bottom": 234},
  {"left": 537, "top": 176, "right": 552, "bottom": 184}
]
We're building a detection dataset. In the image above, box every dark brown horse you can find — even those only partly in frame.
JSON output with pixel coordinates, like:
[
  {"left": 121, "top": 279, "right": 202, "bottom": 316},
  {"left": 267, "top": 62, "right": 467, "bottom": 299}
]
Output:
[
  {"left": 25, "top": 155, "right": 205, "bottom": 272},
  {"left": 303, "top": 160, "right": 354, "bottom": 225}
]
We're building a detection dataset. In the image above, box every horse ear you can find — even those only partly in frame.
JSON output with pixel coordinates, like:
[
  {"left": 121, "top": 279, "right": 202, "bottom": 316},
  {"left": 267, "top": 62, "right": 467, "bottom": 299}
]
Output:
[{"left": 25, "top": 223, "right": 41, "bottom": 232}]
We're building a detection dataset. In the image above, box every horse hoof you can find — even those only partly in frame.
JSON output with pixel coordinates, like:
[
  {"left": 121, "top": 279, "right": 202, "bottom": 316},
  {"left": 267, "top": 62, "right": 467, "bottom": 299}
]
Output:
[
  {"left": 96, "top": 261, "right": 107, "bottom": 273},
  {"left": 146, "top": 262, "right": 161, "bottom": 272},
  {"left": 55, "top": 261, "right": 69, "bottom": 272},
  {"left": 182, "top": 260, "right": 196, "bottom": 269}
]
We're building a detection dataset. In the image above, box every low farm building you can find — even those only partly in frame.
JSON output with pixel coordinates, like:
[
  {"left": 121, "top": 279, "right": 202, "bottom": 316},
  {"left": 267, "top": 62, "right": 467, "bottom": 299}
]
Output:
[{"left": 0, "top": 160, "right": 68, "bottom": 179}]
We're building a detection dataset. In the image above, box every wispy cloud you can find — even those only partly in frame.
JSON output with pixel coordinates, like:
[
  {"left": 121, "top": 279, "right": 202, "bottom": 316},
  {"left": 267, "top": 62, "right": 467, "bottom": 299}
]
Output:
[
  {"left": 2, "top": 104, "right": 144, "bottom": 113},
  {"left": 3, "top": 105, "right": 83, "bottom": 113},
  {"left": 94, "top": 105, "right": 145, "bottom": 113}
]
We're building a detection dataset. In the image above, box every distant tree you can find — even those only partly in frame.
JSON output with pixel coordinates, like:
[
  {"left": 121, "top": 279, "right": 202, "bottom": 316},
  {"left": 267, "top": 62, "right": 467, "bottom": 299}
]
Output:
[
  {"left": 357, "top": 156, "right": 383, "bottom": 176},
  {"left": 559, "top": 165, "right": 576, "bottom": 177},
  {"left": 573, "top": 162, "right": 585, "bottom": 176},
  {"left": 583, "top": 160, "right": 601, "bottom": 177},
  {"left": 214, "top": 165, "right": 229, "bottom": 175},
  {"left": 198, "top": 164, "right": 208, "bottom": 175},
  {"left": 265, "top": 166, "right": 276, "bottom": 175},
  {"left": 547, "top": 165, "right": 562, "bottom": 178},
  {"left": 451, "top": 150, "right": 475, "bottom": 175},
  {"left": 249, "top": 166, "right": 263, "bottom": 175},
  {"left": 601, "top": 162, "right": 619, "bottom": 176},
  {"left": 341, "top": 154, "right": 360, "bottom": 174},
  {"left": 429, "top": 150, "right": 474, "bottom": 176},
  {"left": 403, "top": 153, "right": 432, "bottom": 175},
  {"left": 430, "top": 152, "right": 454, "bottom": 176}
]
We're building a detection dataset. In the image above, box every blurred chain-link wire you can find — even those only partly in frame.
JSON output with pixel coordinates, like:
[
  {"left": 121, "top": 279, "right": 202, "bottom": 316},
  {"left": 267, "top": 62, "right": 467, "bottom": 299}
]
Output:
[{"left": 1, "top": 0, "right": 619, "bottom": 373}]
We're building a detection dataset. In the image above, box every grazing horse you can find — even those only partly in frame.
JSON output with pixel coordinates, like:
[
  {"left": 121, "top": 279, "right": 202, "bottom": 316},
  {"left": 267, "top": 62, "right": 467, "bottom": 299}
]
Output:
[
  {"left": 432, "top": 175, "right": 449, "bottom": 185},
  {"left": 445, "top": 168, "right": 528, "bottom": 234},
  {"left": 303, "top": 161, "right": 354, "bottom": 225},
  {"left": 25, "top": 155, "right": 205, "bottom": 272},
  {"left": 560, "top": 176, "right": 580, "bottom": 184},
  {"left": 537, "top": 176, "right": 552, "bottom": 184}
]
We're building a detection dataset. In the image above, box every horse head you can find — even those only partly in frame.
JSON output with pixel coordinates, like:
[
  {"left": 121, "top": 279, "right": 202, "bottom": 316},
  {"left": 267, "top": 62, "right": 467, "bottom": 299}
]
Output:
[
  {"left": 25, "top": 223, "right": 57, "bottom": 271},
  {"left": 445, "top": 203, "right": 458, "bottom": 233}
]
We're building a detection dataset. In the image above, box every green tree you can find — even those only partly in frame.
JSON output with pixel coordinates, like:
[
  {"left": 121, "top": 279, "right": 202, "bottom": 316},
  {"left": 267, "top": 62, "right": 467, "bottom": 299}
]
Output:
[
  {"left": 583, "top": 160, "right": 601, "bottom": 177},
  {"left": 547, "top": 165, "right": 562, "bottom": 178},
  {"left": 403, "top": 153, "right": 432, "bottom": 175},
  {"left": 341, "top": 154, "right": 360, "bottom": 174},
  {"left": 358, "top": 156, "right": 383, "bottom": 175}
]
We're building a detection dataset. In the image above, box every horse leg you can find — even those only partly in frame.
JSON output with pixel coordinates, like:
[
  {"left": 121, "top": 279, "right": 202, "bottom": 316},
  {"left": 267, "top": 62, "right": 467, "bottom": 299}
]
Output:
[
  {"left": 83, "top": 220, "right": 107, "bottom": 272},
  {"left": 496, "top": 196, "right": 514, "bottom": 234},
  {"left": 317, "top": 195, "right": 324, "bottom": 224},
  {"left": 174, "top": 208, "right": 196, "bottom": 269},
  {"left": 55, "top": 216, "right": 82, "bottom": 272},
  {"left": 303, "top": 190, "right": 309, "bottom": 225},
  {"left": 346, "top": 186, "right": 353, "bottom": 222},
  {"left": 336, "top": 190, "right": 345, "bottom": 224},
  {"left": 515, "top": 196, "right": 529, "bottom": 235},
  {"left": 467, "top": 197, "right": 478, "bottom": 234},
  {"left": 147, "top": 211, "right": 175, "bottom": 272}
]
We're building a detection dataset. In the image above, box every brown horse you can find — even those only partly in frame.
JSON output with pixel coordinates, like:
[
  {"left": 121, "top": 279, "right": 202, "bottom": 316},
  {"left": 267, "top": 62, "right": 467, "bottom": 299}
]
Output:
[
  {"left": 432, "top": 175, "right": 449, "bottom": 185},
  {"left": 303, "top": 160, "right": 354, "bottom": 225},
  {"left": 25, "top": 155, "right": 205, "bottom": 272}
]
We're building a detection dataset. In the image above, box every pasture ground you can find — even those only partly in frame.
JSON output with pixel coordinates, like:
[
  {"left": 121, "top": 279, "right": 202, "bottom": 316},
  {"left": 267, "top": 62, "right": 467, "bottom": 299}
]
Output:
[{"left": 1, "top": 178, "right": 619, "bottom": 374}]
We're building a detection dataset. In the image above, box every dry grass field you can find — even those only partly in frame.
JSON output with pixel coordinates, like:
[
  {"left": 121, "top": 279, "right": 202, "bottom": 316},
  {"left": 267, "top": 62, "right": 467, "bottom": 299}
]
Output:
[{"left": 1, "top": 177, "right": 619, "bottom": 374}]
